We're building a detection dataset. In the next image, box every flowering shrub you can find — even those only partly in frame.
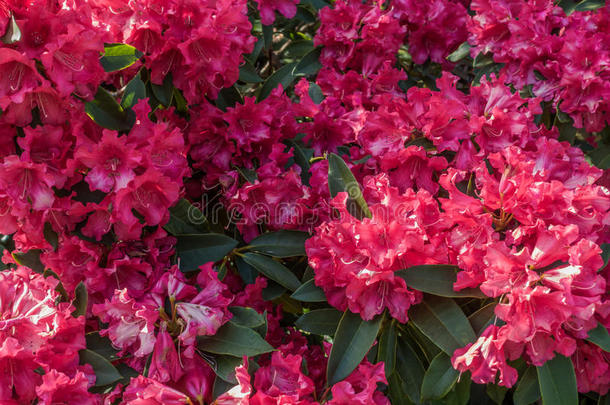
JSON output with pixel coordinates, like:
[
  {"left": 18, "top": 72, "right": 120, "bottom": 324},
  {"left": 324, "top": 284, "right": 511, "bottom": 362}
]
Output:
[{"left": 0, "top": 0, "right": 608, "bottom": 403}]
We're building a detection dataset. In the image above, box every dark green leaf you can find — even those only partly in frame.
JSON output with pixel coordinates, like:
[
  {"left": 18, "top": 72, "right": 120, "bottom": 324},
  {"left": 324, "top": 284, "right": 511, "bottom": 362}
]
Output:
[
  {"left": 468, "top": 303, "right": 497, "bottom": 335},
  {"left": 43, "top": 222, "right": 58, "bottom": 251},
  {"left": 239, "top": 61, "right": 263, "bottom": 83},
  {"left": 261, "top": 280, "right": 286, "bottom": 300},
  {"left": 295, "top": 308, "right": 342, "bottom": 336},
  {"left": 241, "top": 252, "right": 301, "bottom": 291},
  {"left": 258, "top": 62, "right": 298, "bottom": 101},
  {"left": 328, "top": 153, "right": 371, "bottom": 219},
  {"left": 537, "top": 354, "right": 578, "bottom": 405},
  {"left": 486, "top": 384, "right": 508, "bottom": 404},
  {"left": 290, "top": 279, "right": 326, "bottom": 302},
  {"left": 326, "top": 311, "right": 382, "bottom": 385},
  {"left": 86, "top": 332, "right": 119, "bottom": 360},
  {"left": 395, "top": 338, "right": 426, "bottom": 403},
  {"left": 262, "top": 24, "right": 273, "bottom": 51},
  {"left": 164, "top": 199, "right": 209, "bottom": 235},
  {"left": 395, "top": 265, "right": 486, "bottom": 298},
  {"left": 285, "top": 139, "right": 313, "bottom": 185},
  {"left": 574, "top": 0, "right": 606, "bottom": 12},
  {"left": 216, "top": 85, "right": 243, "bottom": 111},
  {"left": 447, "top": 42, "right": 471, "bottom": 62},
  {"left": 387, "top": 372, "right": 416, "bottom": 405},
  {"left": 1, "top": 14, "right": 21, "bottom": 44},
  {"left": 151, "top": 74, "right": 174, "bottom": 107},
  {"left": 212, "top": 376, "right": 233, "bottom": 400},
  {"left": 247, "top": 230, "right": 308, "bottom": 257},
  {"left": 197, "top": 322, "right": 274, "bottom": 357},
  {"left": 600, "top": 243, "right": 610, "bottom": 271},
  {"left": 100, "top": 43, "right": 142, "bottom": 72},
  {"left": 72, "top": 282, "right": 88, "bottom": 318},
  {"left": 85, "top": 87, "right": 133, "bottom": 131},
  {"left": 284, "top": 40, "right": 314, "bottom": 59},
  {"left": 587, "top": 145, "right": 610, "bottom": 169},
  {"left": 293, "top": 47, "right": 322, "bottom": 77},
  {"left": 409, "top": 295, "right": 476, "bottom": 355},
  {"left": 308, "top": 82, "right": 324, "bottom": 104},
  {"left": 176, "top": 234, "right": 238, "bottom": 272},
  {"left": 377, "top": 322, "right": 397, "bottom": 377},
  {"left": 299, "top": 0, "right": 330, "bottom": 10},
  {"left": 79, "top": 349, "right": 122, "bottom": 386},
  {"left": 441, "top": 377, "right": 472, "bottom": 405},
  {"left": 12, "top": 249, "right": 44, "bottom": 273},
  {"left": 586, "top": 323, "right": 610, "bottom": 352},
  {"left": 228, "top": 306, "right": 265, "bottom": 328},
  {"left": 421, "top": 352, "right": 459, "bottom": 400},
  {"left": 235, "top": 256, "right": 258, "bottom": 284},
  {"left": 206, "top": 354, "right": 242, "bottom": 384},
  {"left": 514, "top": 366, "right": 541, "bottom": 405},
  {"left": 121, "top": 75, "right": 146, "bottom": 109}
]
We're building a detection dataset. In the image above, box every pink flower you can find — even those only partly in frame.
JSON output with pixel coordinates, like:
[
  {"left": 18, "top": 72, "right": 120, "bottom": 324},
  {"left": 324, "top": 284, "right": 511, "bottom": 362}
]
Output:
[
  {"left": 254, "top": 0, "right": 299, "bottom": 25},
  {"left": 328, "top": 359, "right": 389, "bottom": 404},
  {"left": 451, "top": 325, "right": 519, "bottom": 388},
  {"left": 92, "top": 289, "right": 158, "bottom": 357},
  {"left": 0, "top": 48, "right": 45, "bottom": 109},
  {"left": 36, "top": 370, "right": 99, "bottom": 405},
  {"left": 149, "top": 324, "right": 184, "bottom": 383},
  {"left": 121, "top": 376, "right": 190, "bottom": 405},
  {"left": 75, "top": 130, "right": 142, "bottom": 193},
  {"left": 215, "top": 362, "right": 252, "bottom": 404},
  {"left": 0, "top": 155, "right": 57, "bottom": 212}
]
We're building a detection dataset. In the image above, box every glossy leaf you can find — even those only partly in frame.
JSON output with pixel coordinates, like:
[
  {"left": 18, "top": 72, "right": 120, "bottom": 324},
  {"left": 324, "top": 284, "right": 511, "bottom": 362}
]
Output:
[
  {"left": 12, "top": 249, "right": 44, "bottom": 273},
  {"left": 295, "top": 308, "right": 342, "bottom": 336},
  {"left": 396, "top": 265, "right": 486, "bottom": 298},
  {"left": 100, "top": 43, "right": 142, "bottom": 72},
  {"left": 176, "top": 234, "right": 238, "bottom": 272},
  {"left": 377, "top": 322, "right": 397, "bottom": 377},
  {"left": 85, "top": 87, "right": 133, "bottom": 131},
  {"left": 290, "top": 279, "right": 326, "bottom": 302},
  {"left": 228, "top": 306, "right": 266, "bottom": 329},
  {"left": 164, "top": 199, "right": 209, "bottom": 235},
  {"left": 72, "top": 282, "right": 88, "bottom": 318},
  {"left": 121, "top": 75, "right": 146, "bottom": 109},
  {"left": 328, "top": 153, "right": 371, "bottom": 219},
  {"left": 197, "top": 322, "right": 274, "bottom": 357},
  {"left": 258, "top": 62, "right": 298, "bottom": 101},
  {"left": 586, "top": 323, "right": 610, "bottom": 352},
  {"left": 1, "top": 14, "right": 21, "bottom": 44},
  {"left": 468, "top": 303, "right": 497, "bottom": 335},
  {"left": 293, "top": 47, "right": 322, "bottom": 77},
  {"left": 241, "top": 252, "right": 301, "bottom": 291},
  {"left": 150, "top": 74, "right": 174, "bottom": 107},
  {"left": 79, "top": 349, "right": 123, "bottom": 387},
  {"left": 514, "top": 367, "right": 541, "bottom": 405},
  {"left": 239, "top": 60, "right": 263, "bottom": 83},
  {"left": 537, "top": 354, "right": 578, "bottom": 405},
  {"left": 326, "top": 311, "right": 382, "bottom": 385},
  {"left": 395, "top": 337, "right": 426, "bottom": 403},
  {"left": 409, "top": 295, "right": 476, "bottom": 355},
  {"left": 247, "top": 230, "right": 308, "bottom": 257},
  {"left": 421, "top": 352, "right": 459, "bottom": 400}
]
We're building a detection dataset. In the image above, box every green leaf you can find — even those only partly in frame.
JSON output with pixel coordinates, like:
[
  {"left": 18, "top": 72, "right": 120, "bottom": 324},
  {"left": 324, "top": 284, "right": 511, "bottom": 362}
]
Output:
[
  {"left": 468, "top": 303, "right": 497, "bottom": 335},
  {"left": 86, "top": 332, "right": 119, "bottom": 360},
  {"left": 574, "top": 0, "right": 606, "bottom": 11},
  {"left": 212, "top": 376, "right": 233, "bottom": 400},
  {"left": 239, "top": 60, "right": 263, "bottom": 83},
  {"left": 216, "top": 85, "right": 243, "bottom": 111},
  {"left": 387, "top": 372, "right": 415, "bottom": 405},
  {"left": 486, "top": 384, "right": 508, "bottom": 404},
  {"left": 290, "top": 279, "right": 326, "bottom": 302},
  {"left": 295, "top": 308, "right": 342, "bottom": 336},
  {"left": 164, "top": 199, "right": 209, "bottom": 235},
  {"left": 261, "top": 280, "right": 286, "bottom": 300},
  {"left": 258, "top": 62, "right": 298, "bottom": 101},
  {"left": 537, "top": 354, "right": 578, "bottom": 405},
  {"left": 447, "top": 42, "right": 471, "bottom": 62},
  {"left": 12, "top": 249, "right": 44, "bottom": 273},
  {"left": 100, "top": 43, "right": 142, "bottom": 72},
  {"left": 328, "top": 153, "right": 371, "bottom": 219},
  {"left": 79, "top": 349, "right": 122, "bottom": 387},
  {"left": 395, "top": 338, "right": 426, "bottom": 403},
  {"left": 151, "top": 74, "right": 174, "bottom": 107},
  {"left": 176, "top": 234, "right": 238, "bottom": 272},
  {"left": 600, "top": 243, "right": 610, "bottom": 271},
  {"left": 395, "top": 265, "right": 486, "bottom": 298},
  {"left": 587, "top": 145, "right": 610, "bottom": 169},
  {"left": 409, "top": 295, "right": 476, "bottom": 355},
  {"left": 514, "top": 367, "right": 541, "bottom": 405},
  {"left": 121, "top": 75, "right": 147, "bottom": 109},
  {"left": 377, "top": 323, "right": 397, "bottom": 379},
  {"left": 247, "top": 230, "right": 308, "bottom": 257},
  {"left": 43, "top": 222, "right": 58, "bottom": 251},
  {"left": 206, "top": 354, "right": 242, "bottom": 384},
  {"left": 228, "top": 307, "right": 265, "bottom": 329},
  {"left": 421, "top": 352, "right": 460, "bottom": 400},
  {"left": 241, "top": 252, "right": 301, "bottom": 291},
  {"left": 197, "top": 322, "right": 274, "bottom": 357},
  {"left": 326, "top": 311, "right": 383, "bottom": 385},
  {"left": 285, "top": 139, "right": 313, "bottom": 185},
  {"left": 308, "top": 82, "right": 324, "bottom": 104},
  {"left": 1, "top": 14, "right": 21, "bottom": 44},
  {"left": 262, "top": 24, "right": 273, "bottom": 51},
  {"left": 293, "top": 47, "right": 322, "bottom": 77},
  {"left": 299, "top": 0, "right": 330, "bottom": 9},
  {"left": 72, "top": 282, "right": 88, "bottom": 318},
  {"left": 235, "top": 256, "right": 258, "bottom": 284},
  {"left": 85, "top": 87, "right": 133, "bottom": 131},
  {"left": 586, "top": 323, "right": 610, "bottom": 352}
]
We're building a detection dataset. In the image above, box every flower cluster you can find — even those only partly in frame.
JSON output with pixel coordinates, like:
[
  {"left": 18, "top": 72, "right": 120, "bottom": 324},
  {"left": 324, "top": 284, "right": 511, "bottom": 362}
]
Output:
[{"left": 0, "top": 0, "right": 608, "bottom": 403}]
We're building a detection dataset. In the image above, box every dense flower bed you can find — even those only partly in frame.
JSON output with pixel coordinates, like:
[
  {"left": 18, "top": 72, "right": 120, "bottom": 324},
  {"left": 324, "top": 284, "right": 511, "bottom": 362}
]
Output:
[{"left": 0, "top": 0, "right": 608, "bottom": 403}]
